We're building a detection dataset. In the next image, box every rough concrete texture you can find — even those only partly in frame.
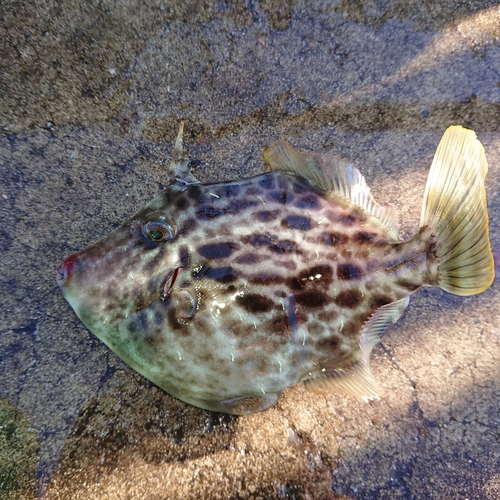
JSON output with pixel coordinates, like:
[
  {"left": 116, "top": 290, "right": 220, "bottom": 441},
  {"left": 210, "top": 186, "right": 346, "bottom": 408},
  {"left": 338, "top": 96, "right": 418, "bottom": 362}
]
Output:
[{"left": 1, "top": 1, "right": 499, "bottom": 499}]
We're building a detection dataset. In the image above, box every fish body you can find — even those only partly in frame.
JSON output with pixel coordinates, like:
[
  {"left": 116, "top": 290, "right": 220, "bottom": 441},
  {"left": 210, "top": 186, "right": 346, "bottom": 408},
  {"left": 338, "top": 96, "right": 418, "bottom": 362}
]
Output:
[{"left": 57, "top": 125, "right": 494, "bottom": 414}]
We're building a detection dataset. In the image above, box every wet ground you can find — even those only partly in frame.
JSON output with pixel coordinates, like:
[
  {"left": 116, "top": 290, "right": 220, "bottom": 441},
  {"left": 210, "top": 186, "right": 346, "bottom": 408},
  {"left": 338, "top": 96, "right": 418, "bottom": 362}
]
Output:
[{"left": 1, "top": 1, "right": 500, "bottom": 499}]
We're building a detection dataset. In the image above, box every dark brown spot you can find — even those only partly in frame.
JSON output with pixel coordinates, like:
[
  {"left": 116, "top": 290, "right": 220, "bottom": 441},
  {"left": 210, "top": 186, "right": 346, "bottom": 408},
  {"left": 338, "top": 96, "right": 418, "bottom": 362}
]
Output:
[
  {"left": 281, "top": 215, "right": 312, "bottom": 231},
  {"left": 354, "top": 231, "right": 378, "bottom": 243},
  {"left": 222, "top": 184, "right": 241, "bottom": 197},
  {"left": 268, "top": 315, "right": 291, "bottom": 335},
  {"left": 255, "top": 210, "right": 280, "bottom": 222},
  {"left": 197, "top": 242, "right": 238, "bottom": 259},
  {"left": 370, "top": 295, "right": 393, "bottom": 308},
  {"left": 334, "top": 289, "right": 363, "bottom": 308},
  {"left": 234, "top": 253, "right": 264, "bottom": 265},
  {"left": 182, "top": 217, "right": 197, "bottom": 233},
  {"left": 145, "top": 328, "right": 167, "bottom": 347},
  {"left": 397, "top": 279, "right": 421, "bottom": 291},
  {"left": 127, "top": 310, "right": 150, "bottom": 335},
  {"left": 202, "top": 267, "right": 236, "bottom": 283},
  {"left": 318, "top": 231, "right": 349, "bottom": 246},
  {"left": 316, "top": 336, "right": 340, "bottom": 351},
  {"left": 337, "top": 263, "right": 363, "bottom": 280},
  {"left": 294, "top": 191, "right": 319, "bottom": 209},
  {"left": 307, "top": 322, "right": 324, "bottom": 336},
  {"left": 242, "top": 233, "right": 272, "bottom": 247},
  {"left": 199, "top": 351, "right": 214, "bottom": 362},
  {"left": 341, "top": 319, "right": 363, "bottom": 337},
  {"left": 196, "top": 206, "right": 227, "bottom": 219},
  {"left": 154, "top": 309, "right": 165, "bottom": 325},
  {"left": 187, "top": 185, "right": 202, "bottom": 200},
  {"left": 229, "top": 197, "right": 258, "bottom": 212},
  {"left": 344, "top": 312, "right": 371, "bottom": 337},
  {"left": 258, "top": 175, "right": 275, "bottom": 190},
  {"left": 318, "top": 309, "right": 339, "bottom": 322},
  {"left": 236, "top": 293, "right": 274, "bottom": 313},
  {"left": 166, "top": 308, "right": 186, "bottom": 333},
  {"left": 175, "top": 196, "right": 189, "bottom": 210},
  {"left": 294, "top": 291, "right": 328, "bottom": 308},
  {"left": 249, "top": 274, "right": 285, "bottom": 286},
  {"left": 179, "top": 246, "right": 190, "bottom": 269},
  {"left": 231, "top": 322, "right": 255, "bottom": 337},
  {"left": 289, "top": 265, "right": 334, "bottom": 290},
  {"left": 241, "top": 234, "right": 299, "bottom": 254},
  {"left": 338, "top": 213, "right": 357, "bottom": 226},
  {"left": 271, "top": 189, "right": 291, "bottom": 204},
  {"left": 270, "top": 240, "right": 298, "bottom": 254}
]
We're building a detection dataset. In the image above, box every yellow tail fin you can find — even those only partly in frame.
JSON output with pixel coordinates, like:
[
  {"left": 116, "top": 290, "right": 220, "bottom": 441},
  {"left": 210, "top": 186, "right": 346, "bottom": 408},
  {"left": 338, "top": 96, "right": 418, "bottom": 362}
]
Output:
[{"left": 420, "top": 126, "right": 494, "bottom": 296}]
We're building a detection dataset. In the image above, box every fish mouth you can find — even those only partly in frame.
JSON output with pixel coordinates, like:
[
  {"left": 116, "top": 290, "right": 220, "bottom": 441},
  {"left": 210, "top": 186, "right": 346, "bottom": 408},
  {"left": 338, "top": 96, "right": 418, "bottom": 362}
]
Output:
[{"left": 56, "top": 253, "right": 80, "bottom": 289}]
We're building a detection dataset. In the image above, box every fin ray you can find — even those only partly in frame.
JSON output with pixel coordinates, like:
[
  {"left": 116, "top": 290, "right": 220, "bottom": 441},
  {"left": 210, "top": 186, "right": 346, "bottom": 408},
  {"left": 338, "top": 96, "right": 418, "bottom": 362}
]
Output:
[
  {"left": 420, "top": 126, "right": 494, "bottom": 295},
  {"left": 304, "top": 297, "right": 409, "bottom": 400},
  {"left": 359, "top": 297, "right": 409, "bottom": 361},
  {"left": 264, "top": 140, "right": 399, "bottom": 239},
  {"left": 304, "top": 361, "right": 381, "bottom": 401}
]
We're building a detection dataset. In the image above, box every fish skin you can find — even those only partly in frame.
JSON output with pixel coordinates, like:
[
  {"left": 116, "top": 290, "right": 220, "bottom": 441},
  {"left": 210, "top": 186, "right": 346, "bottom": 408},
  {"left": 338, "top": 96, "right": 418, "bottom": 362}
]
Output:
[{"left": 57, "top": 125, "right": 494, "bottom": 414}]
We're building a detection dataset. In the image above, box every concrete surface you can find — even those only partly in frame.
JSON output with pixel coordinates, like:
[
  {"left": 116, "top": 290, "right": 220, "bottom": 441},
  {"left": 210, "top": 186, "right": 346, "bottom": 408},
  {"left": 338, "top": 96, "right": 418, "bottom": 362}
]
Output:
[{"left": 1, "top": 1, "right": 499, "bottom": 499}]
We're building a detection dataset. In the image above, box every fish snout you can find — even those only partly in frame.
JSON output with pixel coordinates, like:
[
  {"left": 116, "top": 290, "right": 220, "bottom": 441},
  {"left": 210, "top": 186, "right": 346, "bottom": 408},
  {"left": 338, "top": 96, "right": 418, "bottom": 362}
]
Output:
[{"left": 56, "top": 252, "right": 82, "bottom": 288}]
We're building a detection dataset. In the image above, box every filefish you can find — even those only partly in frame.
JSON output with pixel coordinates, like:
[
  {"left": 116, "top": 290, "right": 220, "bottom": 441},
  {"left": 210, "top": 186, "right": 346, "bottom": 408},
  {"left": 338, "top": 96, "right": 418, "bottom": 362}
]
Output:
[{"left": 57, "top": 125, "right": 494, "bottom": 415}]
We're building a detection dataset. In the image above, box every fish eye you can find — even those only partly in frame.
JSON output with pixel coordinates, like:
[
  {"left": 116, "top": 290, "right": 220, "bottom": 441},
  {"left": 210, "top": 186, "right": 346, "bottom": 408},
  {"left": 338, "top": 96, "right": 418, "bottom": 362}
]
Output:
[{"left": 141, "top": 212, "right": 177, "bottom": 243}]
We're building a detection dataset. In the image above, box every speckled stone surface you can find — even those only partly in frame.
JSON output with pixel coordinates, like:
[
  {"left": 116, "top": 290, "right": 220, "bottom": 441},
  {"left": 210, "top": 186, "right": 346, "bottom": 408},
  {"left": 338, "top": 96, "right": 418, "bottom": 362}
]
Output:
[{"left": 1, "top": 1, "right": 499, "bottom": 499}]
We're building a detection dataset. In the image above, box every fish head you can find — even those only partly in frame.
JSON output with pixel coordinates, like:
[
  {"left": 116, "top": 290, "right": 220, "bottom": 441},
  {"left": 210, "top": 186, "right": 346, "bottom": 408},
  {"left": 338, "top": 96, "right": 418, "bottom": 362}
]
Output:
[{"left": 56, "top": 185, "right": 192, "bottom": 340}]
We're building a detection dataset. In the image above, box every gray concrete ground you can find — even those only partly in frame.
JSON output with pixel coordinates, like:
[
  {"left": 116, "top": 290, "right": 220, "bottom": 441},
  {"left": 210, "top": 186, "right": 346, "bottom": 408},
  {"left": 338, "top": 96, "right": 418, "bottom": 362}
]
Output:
[{"left": 1, "top": 1, "right": 499, "bottom": 499}]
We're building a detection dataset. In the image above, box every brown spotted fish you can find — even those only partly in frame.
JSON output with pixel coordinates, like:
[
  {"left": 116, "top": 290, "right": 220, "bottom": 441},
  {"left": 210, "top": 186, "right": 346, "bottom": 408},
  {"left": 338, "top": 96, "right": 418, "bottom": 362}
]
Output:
[{"left": 57, "top": 125, "right": 494, "bottom": 415}]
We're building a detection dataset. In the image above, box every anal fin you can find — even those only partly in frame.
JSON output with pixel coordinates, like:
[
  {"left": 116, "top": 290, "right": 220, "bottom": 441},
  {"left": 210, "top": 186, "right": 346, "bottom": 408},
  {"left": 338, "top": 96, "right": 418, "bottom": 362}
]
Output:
[
  {"left": 359, "top": 296, "right": 409, "bottom": 361},
  {"left": 304, "top": 361, "right": 381, "bottom": 401},
  {"left": 304, "top": 297, "right": 409, "bottom": 400}
]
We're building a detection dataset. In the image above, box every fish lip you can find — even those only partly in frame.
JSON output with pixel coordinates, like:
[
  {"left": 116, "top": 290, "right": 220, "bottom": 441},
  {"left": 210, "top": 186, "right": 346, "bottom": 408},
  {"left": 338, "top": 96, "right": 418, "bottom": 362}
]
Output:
[
  {"left": 56, "top": 253, "right": 79, "bottom": 288},
  {"left": 56, "top": 263, "right": 67, "bottom": 287}
]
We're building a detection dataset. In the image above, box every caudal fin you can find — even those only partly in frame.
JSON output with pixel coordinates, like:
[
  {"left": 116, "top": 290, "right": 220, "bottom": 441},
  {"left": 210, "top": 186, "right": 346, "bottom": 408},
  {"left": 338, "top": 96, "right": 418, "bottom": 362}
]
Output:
[{"left": 420, "top": 126, "right": 494, "bottom": 296}]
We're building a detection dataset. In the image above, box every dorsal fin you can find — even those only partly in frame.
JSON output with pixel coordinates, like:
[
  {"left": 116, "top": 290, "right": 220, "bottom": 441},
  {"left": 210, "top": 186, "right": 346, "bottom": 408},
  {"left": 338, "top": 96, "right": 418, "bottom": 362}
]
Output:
[
  {"left": 263, "top": 140, "right": 399, "bottom": 239},
  {"left": 303, "top": 297, "right": 409, "bottom": 400}
]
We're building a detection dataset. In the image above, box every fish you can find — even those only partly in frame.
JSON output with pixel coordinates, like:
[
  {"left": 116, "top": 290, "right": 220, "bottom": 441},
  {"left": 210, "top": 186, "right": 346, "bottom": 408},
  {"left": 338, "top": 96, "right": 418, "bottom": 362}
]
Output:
[{"left": 57, "top": 124, "right": 494, "bottom": 415}]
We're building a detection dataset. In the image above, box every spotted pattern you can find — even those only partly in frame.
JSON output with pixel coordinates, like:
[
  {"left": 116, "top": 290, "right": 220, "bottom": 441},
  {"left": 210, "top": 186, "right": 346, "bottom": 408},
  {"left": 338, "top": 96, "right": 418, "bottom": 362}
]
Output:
[{"left": 59, "top": 169, "right": 435, "bottom": 415}]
